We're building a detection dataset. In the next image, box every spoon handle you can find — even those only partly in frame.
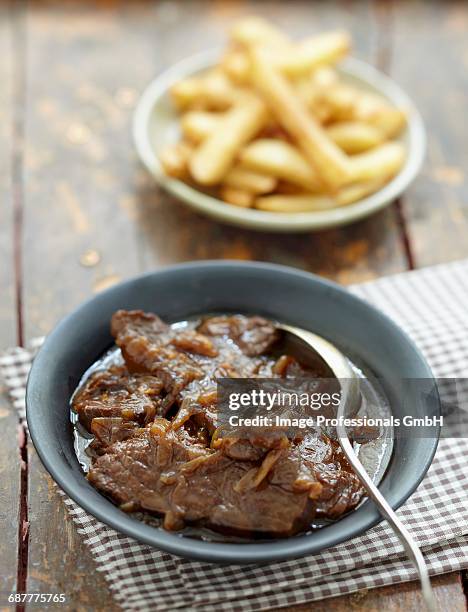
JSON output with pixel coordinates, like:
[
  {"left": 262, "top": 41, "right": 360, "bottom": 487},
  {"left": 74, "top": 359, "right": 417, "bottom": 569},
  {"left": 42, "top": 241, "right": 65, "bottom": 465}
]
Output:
[
  {"left": 276, "top": 323, "right": 436, "bottom": 609},
  {"left": 337, "top": 427, "right": 436, "bottom": 612}
]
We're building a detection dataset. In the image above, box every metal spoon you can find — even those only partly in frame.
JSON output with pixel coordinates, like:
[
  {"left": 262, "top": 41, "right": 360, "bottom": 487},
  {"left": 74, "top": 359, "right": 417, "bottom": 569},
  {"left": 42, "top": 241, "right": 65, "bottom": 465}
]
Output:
[{"left": 278, "top": 323, "right": 437, "bottom": 612}]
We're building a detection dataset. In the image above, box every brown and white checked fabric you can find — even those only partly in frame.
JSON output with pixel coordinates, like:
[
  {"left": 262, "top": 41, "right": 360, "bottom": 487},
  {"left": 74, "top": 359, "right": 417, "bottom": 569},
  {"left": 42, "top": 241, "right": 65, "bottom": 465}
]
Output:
[{"left": 1, "top": 259, "right": 468, "bottom": 611}]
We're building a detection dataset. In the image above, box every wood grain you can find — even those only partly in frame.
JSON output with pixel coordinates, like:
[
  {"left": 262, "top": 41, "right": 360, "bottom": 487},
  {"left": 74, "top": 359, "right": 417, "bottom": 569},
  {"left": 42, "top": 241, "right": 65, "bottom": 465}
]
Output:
[
  {"left": 390, "top": 0, "right": 468, "bottom": 267},
  {"left": 277, "top": 573, "right": 466, "bottom": 611},
  {"left": 0, "top": 0, "right": 21, "bottom": 600},
  {"left": 20, "top": 2, "right": 147, "bottom": 608}
]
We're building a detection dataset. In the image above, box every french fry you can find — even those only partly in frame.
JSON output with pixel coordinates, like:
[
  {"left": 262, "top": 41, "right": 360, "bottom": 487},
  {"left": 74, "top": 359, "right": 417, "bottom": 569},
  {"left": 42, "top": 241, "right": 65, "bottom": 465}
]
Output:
[
  {"left": 352, "top": 90, "right": 393, "bottom": 118},
  {"left": 326, "top": 121, "right": 385, "bottom": 153},
  {"left": 159, "top": 141, "right": 193, "bottom": 179},
  {"left": 249, "top": 47, "right": 351, "bottom": 190},
  {"left": 256, "top": 176, "right": 391, "bottom": 211},
  {"left": 170, "top": 70, "right": 239, "bottom": 111},
  {"left": 189, "top": 95, "right": 268, "bottom": 185},
  {"left": 319, "top": 83, "right": 357, "bottom": 121},
  {"left": 223, "top": 165, "right": 277, "bottom": 194},
  {"left": 367, "top": 107, "right": 407, "bottom": 138},
  {"left": 222, "top": 43, "right": 344, "bottom": 86},
  {"left": 348, "top": 142, "right": 406, "bottom": 183},
  {"left": 220, "top": 186, "right": 254, "bottom": 208},
  {"left": 200, "top": 71, "right": 240, "bottom": 109},
  {"left": 336, "top": 177, "right": 390, "bottom": 206},
  {"left": 316, "top": 86, "right": 406, "bottom": 139},
  {"left": 181, "top": 110, "right": 280, "bottom": 144},
  {"left": 312, "top": 66, "right": 339, "bottom": 88},
  {"left": 239, "top": 139, "right": 321, "bottom": 191},
  {"left": 277, "top": 31, "right": 351, "bottom": 76},
  {"left": 295, "top": 67, "right": 338, "bottom": 118},
  {"left": 170, "top": 77, "right": 202, "bottom": 110},
  {"left": 181, "top": 111, "right": 221, "bottom": 143},
  {"left": 255, "top": 194, "right": 335, "bottom": 212},
  {"left": 230, "top": 16, "right": 289, "bottom": 48},
  {"left": 221, "top": 49, "right": 250, "bottom": 84}
]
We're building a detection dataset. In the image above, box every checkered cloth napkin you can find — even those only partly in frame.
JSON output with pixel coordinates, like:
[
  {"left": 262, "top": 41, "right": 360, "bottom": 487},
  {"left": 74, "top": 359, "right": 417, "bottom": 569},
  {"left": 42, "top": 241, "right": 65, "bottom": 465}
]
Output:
[{"left": 1, "top": 259, "right": 468, "bottom": 611}]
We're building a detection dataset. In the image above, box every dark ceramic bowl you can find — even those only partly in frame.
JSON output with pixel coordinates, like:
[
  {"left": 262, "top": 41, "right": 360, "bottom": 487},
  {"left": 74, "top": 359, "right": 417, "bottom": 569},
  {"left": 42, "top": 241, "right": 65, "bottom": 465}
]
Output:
[{"left": 26, "top": 261, "right": 439, "bottom": 564}]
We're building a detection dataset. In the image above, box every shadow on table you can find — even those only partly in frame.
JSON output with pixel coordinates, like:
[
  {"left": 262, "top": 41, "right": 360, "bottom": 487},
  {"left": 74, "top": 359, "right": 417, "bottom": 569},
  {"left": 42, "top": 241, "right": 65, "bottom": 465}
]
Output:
[{"left": 132, "top": 179, "right": 405, "bottom": 284}]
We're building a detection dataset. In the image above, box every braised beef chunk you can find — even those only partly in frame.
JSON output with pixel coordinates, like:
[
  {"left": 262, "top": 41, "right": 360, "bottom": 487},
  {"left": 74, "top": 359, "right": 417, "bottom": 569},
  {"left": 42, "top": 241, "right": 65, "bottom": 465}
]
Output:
[
  {"left": 111, "top": 310, "right": 168, "bottom": 346},
  {"left": 171, "top": 387, "right": 218, "bottom": 434},
  {"left": 198, "top": 315, "right": 280, "bottom": 356},
  {"left": 213, "top": 427, "right": 291, "bottom": 461},
  {"left": 109, "top": 311, "right": 271, "bottom": 413},
  {"left": 90, "top": 417, "right": 141, "bottom": 451},
  {"left": 75, "top": 311, "right": 367, "bottom": 539},
  {"left": 72, "top": 364, "right": 164, "bottom": 430},
  {"left": 88, "top": 426, "right": 362, "bottom": 537},
  {"left": 111, "top": 310, "right": 211, "bottom": 404},
  {"left": 88, "top": 424, "right": 212, "bottom": 529}
]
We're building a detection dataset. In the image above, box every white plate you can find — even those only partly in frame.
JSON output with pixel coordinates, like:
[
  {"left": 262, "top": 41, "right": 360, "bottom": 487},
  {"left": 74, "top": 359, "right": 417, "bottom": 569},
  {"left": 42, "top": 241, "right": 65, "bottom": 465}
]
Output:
[{"left": 133, "top": 49, "right": 426, "bottom": 233}]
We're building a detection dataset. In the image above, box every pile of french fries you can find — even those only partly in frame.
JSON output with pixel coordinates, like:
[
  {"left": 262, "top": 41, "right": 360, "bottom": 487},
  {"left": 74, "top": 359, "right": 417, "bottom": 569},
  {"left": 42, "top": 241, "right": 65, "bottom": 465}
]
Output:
[{"left": 160, "top": 17, "right": 407, "bottom": 213}]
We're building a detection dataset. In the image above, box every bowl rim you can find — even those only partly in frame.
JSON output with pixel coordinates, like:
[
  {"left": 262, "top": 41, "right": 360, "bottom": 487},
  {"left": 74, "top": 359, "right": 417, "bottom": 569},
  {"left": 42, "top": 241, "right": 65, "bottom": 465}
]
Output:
[
  {"left": 133, "top": 49, "right": 426, "bottom": 232},
  {"left": 26, "top": 261, "right": 440, "bottom": 563}
]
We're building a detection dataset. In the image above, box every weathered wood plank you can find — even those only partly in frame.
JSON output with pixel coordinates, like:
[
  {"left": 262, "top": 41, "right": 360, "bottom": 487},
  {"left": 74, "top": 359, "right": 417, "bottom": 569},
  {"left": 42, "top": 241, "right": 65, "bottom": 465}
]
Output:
[
  {"left": 0, "top": 11, "right": 15, "bottom": 344},
  {"left": 0, "top": 0, "right": 21, "bottom": 601},
  {"left": 390, "top": 0, "right": 468, "bottom": 267},
  {"left": 21, "top": 1, "right": 152, "bottom": 607},
  {"left": 284, "top": 573, "right": 466, "bottom": 611}
]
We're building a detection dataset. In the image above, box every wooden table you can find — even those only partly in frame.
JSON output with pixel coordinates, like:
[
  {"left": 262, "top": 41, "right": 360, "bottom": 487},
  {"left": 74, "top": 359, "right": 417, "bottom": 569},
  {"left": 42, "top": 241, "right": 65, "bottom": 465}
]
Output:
[{"left": 1, "top": 1, "right": 467, "bottom": 610}]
